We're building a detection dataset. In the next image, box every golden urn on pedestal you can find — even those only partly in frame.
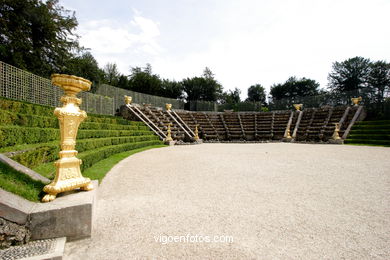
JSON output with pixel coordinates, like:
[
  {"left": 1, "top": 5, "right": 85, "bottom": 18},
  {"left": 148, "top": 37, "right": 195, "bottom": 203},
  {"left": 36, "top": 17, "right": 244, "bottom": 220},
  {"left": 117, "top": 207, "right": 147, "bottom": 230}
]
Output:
[
  {"left": 165, "top": 123, "right": 173, "bottom": 142},
  {"left": 194, "top": 124, "right": 200, "bottom": 141},
  {"left": 124, "top": 95, "right": 132, "bottom": 105},
  {"left": 165, "top": 103, "right": 172, "bottom": 111},
  {"left": 351, "top": 96, "right": 362, "bottom": 106},
  {"left": 42, "top": 74, "right": 93, "bottom": 202},
  {"left": 332, "top": 123, "right": 341, "bottom": 140},
  {"left": 293, "top": 104, "right": 303, "bottom": 111}
]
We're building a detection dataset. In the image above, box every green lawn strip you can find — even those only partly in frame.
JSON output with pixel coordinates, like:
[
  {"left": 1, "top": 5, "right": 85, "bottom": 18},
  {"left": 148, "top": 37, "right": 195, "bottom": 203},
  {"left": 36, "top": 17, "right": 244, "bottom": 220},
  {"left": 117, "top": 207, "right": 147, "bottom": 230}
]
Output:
[
  {"left": 33, "top": 140, "right": 164, "bottom": 179},
  {"left": 83, "top": 144, "right": 166, "bottom": 182},
  {"left": 1, "top": 135, "right": 159, "bottom": 169},
  {"left": 0, "top": 161, "right": 44, "bottom": 202},
  {"left": 344, "top": 142, "right": 390, "bottom": 147}
]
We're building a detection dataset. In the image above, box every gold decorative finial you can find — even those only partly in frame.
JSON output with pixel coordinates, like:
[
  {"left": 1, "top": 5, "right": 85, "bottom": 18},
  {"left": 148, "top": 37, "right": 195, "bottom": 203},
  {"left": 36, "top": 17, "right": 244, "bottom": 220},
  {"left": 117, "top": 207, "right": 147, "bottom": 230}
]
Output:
[
  {"left": 124, "top": 95, "right": 132, "bottom": 105},
  {"left": 285, "top": 127, "right": 292, "bottom": 139},
  {"left": 165, "top": 123, "right": 173, "bottom": 142},
  {"left": 332, "top": 123, "right": 341, "bottom": 140},
  {"left": 165, "top": 103, "right": 172, "bottom": 111},
  {"left": 351, "top": 96, "right": 362, "bottom": 106},
  {"left": 293, "top": 104, "right": 303, "bottom": 111},
  {"left": 194, "top": 124, "right": 199, "bottom": 141},
  {"left": 42, "top": 74, "right": 93, "bottom": 202}
]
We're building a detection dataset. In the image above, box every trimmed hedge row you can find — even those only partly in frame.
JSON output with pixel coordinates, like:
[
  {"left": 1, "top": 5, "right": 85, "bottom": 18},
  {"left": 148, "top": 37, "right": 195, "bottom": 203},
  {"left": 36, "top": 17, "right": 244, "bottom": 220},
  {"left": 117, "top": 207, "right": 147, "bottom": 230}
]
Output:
[
  {"left": 0, "top": 98, "right": 53, "bottom": 115},
  {"left": 0, "top": 126, "right": 59, "bottom": 147},
  {"left": 77, "top": 129, "right": 153, "bottom": 139},
  {"left": 0, "top": 125, "right": 153, "bottom": 147},
  {"left": 78, "top": 140, "right": 162, "bottom": 171},
  {"left": 80, "top": 122, "right": 149, "bottom": 131},
  {"left": 11, "top": 135, "right": 159, "bottom": 168},
  {"left": 0, "top": 97, "right": 142, "bottom": 126},
  {"left": 34, "top": 139, "right": 162, "bottom": 178},
  {"left": 0, "top": 109, "right": 59, "bottom": 128}
]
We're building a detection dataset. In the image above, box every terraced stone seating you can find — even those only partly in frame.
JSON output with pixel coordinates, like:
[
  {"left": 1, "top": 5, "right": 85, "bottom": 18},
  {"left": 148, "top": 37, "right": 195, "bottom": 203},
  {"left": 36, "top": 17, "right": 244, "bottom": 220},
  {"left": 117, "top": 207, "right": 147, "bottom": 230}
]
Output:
[
  {"left": 138, "top": 106, "right": 185, "bottom": 141},
  {"left": 272, "top": 111, "right": 291, "bottom": 140},
  {"left": 121, "top": 102, "right": 362, "bottom": 143},
  {"left": 222, "top": 112, "right": 245, "bottom": 140},
  {"left": 0, "top": 98, "right": 162, "bottom": 180}
]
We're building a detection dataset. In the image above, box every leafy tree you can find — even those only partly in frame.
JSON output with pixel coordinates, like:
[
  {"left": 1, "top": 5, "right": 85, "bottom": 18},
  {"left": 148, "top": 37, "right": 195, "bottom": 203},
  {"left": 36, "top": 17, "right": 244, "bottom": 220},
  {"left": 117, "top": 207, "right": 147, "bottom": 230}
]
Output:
[
  {"left": 117, "top": 75, "right": 130, "bottom": 90},
  {"left": 246, "top": 84, "right": 267, "bottom": 105},
  {"left": 220, "top": 88, "right": 241, "bottom": 104},
  {"left": 64, "top": 52, "right": 104, "bottom": 91},
  {"left": 0, "top": 0, "right": 80, "bottom": 77},
  {"left": 328, "top": 56, "right": 371, "bottom": 92},
  {"left": 103, "top": 63, "right": 120, "bottom": 86},
  {"left": 367, "top": 60, "right": 390, "bottom": 104},
  {"left": 181, "top": 67, "right": 223, "bottom": 101},
  {"left": 270, "top": 76, "right": 320, "bottom": 100},
  {"left": 161, "top": 80, "right": 183, "bottom": 99},
  {"left": 128, "top": 65, "right": 163, "bottom": 95}
]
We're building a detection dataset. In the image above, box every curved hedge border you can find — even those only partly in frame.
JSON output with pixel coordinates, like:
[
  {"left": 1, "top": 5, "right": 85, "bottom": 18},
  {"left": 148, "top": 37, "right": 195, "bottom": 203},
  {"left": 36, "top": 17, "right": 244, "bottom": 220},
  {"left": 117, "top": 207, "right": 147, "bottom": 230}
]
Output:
[
  {"left": 34, "top": 139, "right": 162, "bottom": 179},
  {"left": 10, "top": 135, "right": 159, "bottom": 169}
]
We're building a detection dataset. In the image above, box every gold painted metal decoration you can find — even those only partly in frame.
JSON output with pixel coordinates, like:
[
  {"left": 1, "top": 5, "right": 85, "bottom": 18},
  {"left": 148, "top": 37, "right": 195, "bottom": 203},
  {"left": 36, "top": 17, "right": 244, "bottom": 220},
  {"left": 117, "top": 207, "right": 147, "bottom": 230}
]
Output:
[
  {"left": 165, "top": 123, "right": 173, "bottom": 142},
  {"left": 284, "top": 127, "right": 292, "bottom": 139},
  {"left": 351, "top": 96, "right": 362, "bottom": 106},
  {"left": 124, "top": 95, "right": 132, "bottom": 105},
  {"left": 293, "top": 104, "right": 303, "bottom": 111},
  {"left": 165, "top": 103, "right": 172, "bottom": 111},
  {"left": 42, "top": 74, "right": 93, "bottom": 202},
  {"left": 194, "top": 124, "right": 199, "bottom": 141},
  {"left": 332, "top": 123, "right": 341, "bottom": 140}
]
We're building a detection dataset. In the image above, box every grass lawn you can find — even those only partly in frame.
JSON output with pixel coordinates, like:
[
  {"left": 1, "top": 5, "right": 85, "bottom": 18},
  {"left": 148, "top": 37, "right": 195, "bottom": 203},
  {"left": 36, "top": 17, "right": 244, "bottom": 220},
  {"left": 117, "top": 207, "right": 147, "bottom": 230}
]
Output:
[
  {"left": 0, "top": 161, "right": 45, "bottom": 201},
  {"left": 0, "top": 145, "right": 166, "bottom": 202}
]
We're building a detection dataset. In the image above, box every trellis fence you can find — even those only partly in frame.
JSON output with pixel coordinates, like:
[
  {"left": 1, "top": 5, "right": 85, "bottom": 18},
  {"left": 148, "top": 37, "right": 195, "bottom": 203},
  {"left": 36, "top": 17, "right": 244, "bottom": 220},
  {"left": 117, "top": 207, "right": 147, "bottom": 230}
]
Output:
[{"left": 0, "top": 61, "right": 115, "bottom": 115}]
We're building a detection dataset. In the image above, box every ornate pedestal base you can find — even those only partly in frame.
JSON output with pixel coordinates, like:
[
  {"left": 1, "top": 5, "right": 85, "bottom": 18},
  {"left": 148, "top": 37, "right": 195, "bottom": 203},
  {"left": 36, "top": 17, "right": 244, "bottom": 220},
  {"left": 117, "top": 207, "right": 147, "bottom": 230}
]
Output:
[{"left": 42, "top": 152, "right": 93, "bottom": 202}]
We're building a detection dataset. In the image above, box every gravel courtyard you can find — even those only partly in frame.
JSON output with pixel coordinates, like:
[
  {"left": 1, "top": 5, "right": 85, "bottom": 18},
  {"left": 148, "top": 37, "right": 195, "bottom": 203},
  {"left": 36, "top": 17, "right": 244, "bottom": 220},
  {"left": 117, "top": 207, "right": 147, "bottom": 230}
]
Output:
[{"left": 64, "top": 143, "right": 390, "bottom": 259}]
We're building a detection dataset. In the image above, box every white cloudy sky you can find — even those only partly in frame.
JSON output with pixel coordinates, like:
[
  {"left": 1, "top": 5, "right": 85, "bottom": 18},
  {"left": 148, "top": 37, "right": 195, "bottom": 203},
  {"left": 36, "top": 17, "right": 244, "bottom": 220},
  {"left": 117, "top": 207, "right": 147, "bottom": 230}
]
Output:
[{"left": 62, "top": 0, "right": 390, "bottom": 99}]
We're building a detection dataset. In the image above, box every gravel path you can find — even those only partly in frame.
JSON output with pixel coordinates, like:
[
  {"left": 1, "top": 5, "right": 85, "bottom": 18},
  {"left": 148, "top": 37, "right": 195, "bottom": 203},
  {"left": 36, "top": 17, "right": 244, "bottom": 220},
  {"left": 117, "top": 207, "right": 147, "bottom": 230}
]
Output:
[{"left": 64, "top": 143, "right": 390, "bottom": 259}]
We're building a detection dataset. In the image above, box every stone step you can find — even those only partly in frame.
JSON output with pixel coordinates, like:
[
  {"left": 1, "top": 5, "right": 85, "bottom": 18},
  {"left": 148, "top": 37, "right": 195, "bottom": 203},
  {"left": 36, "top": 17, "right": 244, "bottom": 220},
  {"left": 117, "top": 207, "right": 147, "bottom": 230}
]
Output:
[{"left": 0, "top": 237, "right": 66, "bottom": 260}]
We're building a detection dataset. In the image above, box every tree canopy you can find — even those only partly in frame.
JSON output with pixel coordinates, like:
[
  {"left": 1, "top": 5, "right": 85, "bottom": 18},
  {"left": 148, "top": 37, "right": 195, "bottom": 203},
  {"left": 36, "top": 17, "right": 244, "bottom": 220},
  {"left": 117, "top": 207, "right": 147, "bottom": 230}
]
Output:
[
  {"left": 246, "top": 84, "right": 267, "bottom": 105},
  {"left": 270, "top": 76, "right": 320, "bottom": 101},
  {"left": 328, "top": 56, "right": 371, "bottom": 92},
  {"left": 0, "top": 0, "right": 80, "bottom": 77}
]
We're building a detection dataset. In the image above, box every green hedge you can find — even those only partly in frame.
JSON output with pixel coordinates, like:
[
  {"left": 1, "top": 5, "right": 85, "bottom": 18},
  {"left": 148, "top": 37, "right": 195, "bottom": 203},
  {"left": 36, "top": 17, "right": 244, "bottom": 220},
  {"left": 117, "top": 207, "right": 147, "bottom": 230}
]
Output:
[
  {"left": 34, "top": 139, "right": 163, "bottom": 179},
  {"left": 0, "top": 108, "right": 147, "bottom": 129},
  {"left": 77, "top": 129, "right": 153, "bottom": 139},
  {"left": 0, "top": 98, "right": 53, "bottom": 115},
  {"left": 10, "top": 135, "right": 159, "bottom": 168},
  {"left": 0, "top": 126, "right": 59, "bottom": 147},
  {"left": 0, "top": 97, "right": 144, "bottom": 126},
  {"left": 0, "top": 125, "right": 153, "bottom": 147}
]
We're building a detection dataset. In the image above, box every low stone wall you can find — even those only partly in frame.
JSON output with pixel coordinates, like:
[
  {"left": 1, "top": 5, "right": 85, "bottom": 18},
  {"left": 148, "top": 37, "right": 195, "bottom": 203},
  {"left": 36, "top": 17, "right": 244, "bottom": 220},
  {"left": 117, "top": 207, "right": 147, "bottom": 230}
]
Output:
[{"left": 0, "top": 217, "right": 30, "bottom": 249}]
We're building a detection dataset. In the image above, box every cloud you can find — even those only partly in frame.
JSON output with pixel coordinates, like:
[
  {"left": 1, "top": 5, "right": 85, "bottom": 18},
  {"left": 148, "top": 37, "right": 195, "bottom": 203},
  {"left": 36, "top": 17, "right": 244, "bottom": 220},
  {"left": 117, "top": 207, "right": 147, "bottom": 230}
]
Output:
[{"left": 77, "top": 11, "right": 162, "bottom": 70}]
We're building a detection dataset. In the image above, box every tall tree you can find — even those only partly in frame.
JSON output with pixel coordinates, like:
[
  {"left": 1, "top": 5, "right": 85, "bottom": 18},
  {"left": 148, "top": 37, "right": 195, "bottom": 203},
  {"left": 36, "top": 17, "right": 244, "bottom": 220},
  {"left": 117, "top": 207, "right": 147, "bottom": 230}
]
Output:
[
  {"left": 181, "top": 67, "right": 223, "bottom": 102},
  {"left": 367, "top": 60, "right": 390, "bottom": 105},
  {"left": 220, "top": 88, "right": 241, "bottom": 104},
  {"left": 64, "top": 52, "right": 104, "bottom": 91},
  {"left": 246, "top": 84, "right": 267, "bottom": 105},
  {"left": 103, "top": 63, "right": 120, "bottom": 86},
  {"left": 270, "top": 76, "right": 320, "bottom": 100},
  {"left": 128, "top": 65, "right": 163, "bottom": 95},
  {"left": 328, "top": 56, "right": 371, "bottom": 93},
  {"left": 0, "top": 0, "right": 80, "bottom": 76}
]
